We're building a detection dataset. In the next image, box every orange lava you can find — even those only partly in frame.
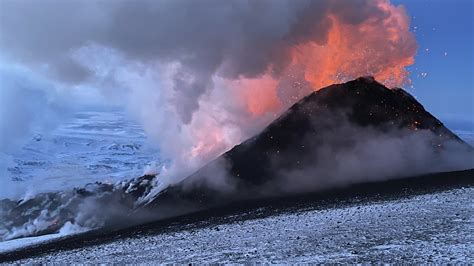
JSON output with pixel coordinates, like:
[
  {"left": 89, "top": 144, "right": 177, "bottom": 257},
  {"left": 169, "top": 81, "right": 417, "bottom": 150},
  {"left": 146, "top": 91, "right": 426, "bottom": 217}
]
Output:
[
  {"left": 234, "top": 75, "right": 280, "bottom": 116},
  {"left": 189, "top": 0, "right": 416, "bottom": 161},
  {"left": 240, "top": 0, "right": 416, "bottom": 115}
]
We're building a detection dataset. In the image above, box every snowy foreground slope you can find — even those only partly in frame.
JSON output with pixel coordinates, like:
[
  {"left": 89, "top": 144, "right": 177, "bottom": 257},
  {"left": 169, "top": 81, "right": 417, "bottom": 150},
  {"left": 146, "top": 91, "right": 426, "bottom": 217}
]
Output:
[{"left": 2, "top": 186, "right": 472, "bottom": 263}]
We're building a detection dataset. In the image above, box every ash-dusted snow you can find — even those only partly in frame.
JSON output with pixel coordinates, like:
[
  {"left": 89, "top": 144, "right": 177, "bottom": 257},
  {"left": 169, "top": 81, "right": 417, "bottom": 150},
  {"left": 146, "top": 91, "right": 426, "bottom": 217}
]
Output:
[{"left": 12, "top": 187, "right": 474, "bottom": 263}]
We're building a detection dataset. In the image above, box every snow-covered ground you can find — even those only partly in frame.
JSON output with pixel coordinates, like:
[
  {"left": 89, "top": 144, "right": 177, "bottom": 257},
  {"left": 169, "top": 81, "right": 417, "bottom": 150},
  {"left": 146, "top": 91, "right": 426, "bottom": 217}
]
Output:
[
  {"left": 5, "top": 187, "right": 473, "bottom": 263},
  {"left": 0, "top": 233, "right": 68, "bottom": 254},
  {"left": 1, "top": 111, "right": 160, "bottom": 199}
]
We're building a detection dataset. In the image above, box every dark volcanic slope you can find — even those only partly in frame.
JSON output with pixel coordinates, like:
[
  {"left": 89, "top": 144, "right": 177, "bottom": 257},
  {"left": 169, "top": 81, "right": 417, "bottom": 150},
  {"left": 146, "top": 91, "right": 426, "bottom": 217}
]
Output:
[
  {"left": 223, "top": 76, "right": 464, "bottom": 185},
  {"left": 147, "top": 77, "right": 472, "bottom": 208}
]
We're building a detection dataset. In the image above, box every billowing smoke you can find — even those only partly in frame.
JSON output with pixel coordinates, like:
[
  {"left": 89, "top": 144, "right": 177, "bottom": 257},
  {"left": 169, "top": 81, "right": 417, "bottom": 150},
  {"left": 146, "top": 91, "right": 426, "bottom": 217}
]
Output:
[
  {"left": 0, "top": 67, "right": 61, "bottom": 153},
  {"left": 0, "top": 66, "right": 66, "bottom": 197},
  {"left": 0, "top": 0, "right": 417, "bottom": 193}
]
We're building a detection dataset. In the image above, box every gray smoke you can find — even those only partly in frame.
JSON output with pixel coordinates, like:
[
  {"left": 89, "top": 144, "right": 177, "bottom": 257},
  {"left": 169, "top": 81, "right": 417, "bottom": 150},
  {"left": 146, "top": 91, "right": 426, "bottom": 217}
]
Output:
[
  {"left": 0, "top": 0, "right": 413, "bottom": 123},
  {"left": 0, "top": 0, "right": 418, "bottom": 199}
]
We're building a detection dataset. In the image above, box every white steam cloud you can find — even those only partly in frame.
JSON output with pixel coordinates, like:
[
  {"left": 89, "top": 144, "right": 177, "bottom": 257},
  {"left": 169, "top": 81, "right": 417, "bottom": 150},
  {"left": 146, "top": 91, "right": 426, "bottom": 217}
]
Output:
[{"left": 1, "top": 0, "right": 418, "bottom": 195}]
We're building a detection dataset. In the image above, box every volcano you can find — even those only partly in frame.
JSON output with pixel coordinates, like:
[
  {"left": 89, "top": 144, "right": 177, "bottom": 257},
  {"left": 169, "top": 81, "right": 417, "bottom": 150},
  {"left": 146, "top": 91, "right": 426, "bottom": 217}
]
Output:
[
  {"left": 1, "top": 77, "right": 473, "bottom": 242},
  {"left": 143, "top": 76, "right": 472, "bottom": 208}
]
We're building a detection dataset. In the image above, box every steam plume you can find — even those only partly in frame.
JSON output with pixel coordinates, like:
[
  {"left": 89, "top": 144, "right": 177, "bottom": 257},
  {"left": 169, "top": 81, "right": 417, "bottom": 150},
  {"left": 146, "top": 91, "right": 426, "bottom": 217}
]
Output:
[{"left": 0, "top": 0, "right": 417, "bottom": 189}]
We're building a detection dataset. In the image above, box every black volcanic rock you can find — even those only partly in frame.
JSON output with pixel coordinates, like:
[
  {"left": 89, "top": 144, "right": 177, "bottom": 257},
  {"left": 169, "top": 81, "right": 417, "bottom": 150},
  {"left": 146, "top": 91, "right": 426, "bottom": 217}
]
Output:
[
  {"left": 145, "top": 77, "right": 472, "bottom": 208},
  {"left": 0, "top": 175, "right": 159, "bottom": 240}
]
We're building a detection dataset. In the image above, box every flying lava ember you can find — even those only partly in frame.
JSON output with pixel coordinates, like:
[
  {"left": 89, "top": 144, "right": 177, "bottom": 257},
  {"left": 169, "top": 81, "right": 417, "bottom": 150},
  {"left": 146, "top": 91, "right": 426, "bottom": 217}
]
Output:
[{"left": 236, "top": 0, "right": 416, "bottom": 117}]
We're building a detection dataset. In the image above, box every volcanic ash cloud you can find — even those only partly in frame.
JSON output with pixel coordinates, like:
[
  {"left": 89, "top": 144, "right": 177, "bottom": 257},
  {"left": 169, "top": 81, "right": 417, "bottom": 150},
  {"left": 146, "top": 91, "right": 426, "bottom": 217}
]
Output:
[{"left": 0, "top": 0, "right": 417, "bottom": 187}]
